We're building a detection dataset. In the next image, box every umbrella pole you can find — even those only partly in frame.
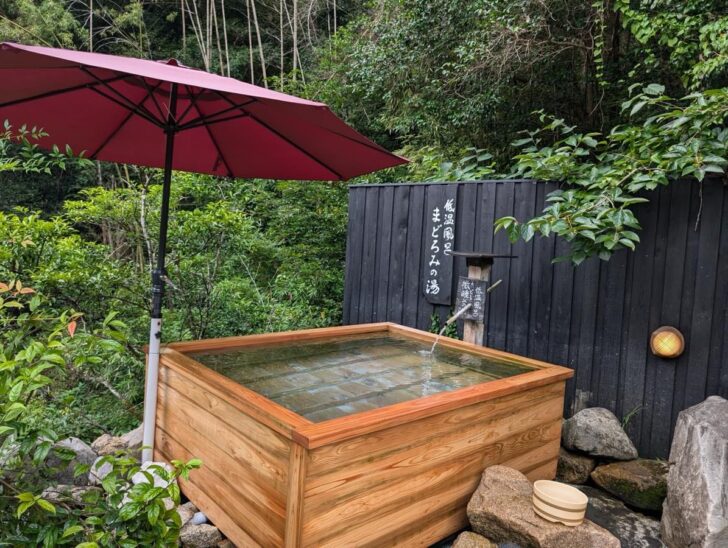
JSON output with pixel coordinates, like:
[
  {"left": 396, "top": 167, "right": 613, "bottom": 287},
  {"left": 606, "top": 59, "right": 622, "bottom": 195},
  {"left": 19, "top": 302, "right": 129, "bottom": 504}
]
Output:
[{"left": 142, "top": 84, "right": 178, "bottom": 463}]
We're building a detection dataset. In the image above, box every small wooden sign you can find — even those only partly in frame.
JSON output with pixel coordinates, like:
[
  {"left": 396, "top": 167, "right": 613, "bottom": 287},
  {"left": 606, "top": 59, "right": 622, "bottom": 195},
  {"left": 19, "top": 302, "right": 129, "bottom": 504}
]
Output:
[
  {"left": 422, "top": 185, "right": 457, "bottom": 305},
  {"left": 455, "top": 277, "right": 487, "bottom": 321}
]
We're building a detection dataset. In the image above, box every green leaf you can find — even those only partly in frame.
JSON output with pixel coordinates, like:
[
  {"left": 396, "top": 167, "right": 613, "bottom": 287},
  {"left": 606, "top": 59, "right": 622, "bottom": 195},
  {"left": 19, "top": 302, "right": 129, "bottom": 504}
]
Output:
[
  {"left": 147, "top": 503, "right": 160, "bottom": 525},
  {"left": 36, "top": 498, "right": 56, "bottom": 513},
  {"left": 630, "top": 101, "right": 647, "bottom": 116},
  {"left": 17, "top": 500, "right": 34, "bottom": 517},
  {"left": 62, "top": 525, "right": 84, "bottom": 538}
]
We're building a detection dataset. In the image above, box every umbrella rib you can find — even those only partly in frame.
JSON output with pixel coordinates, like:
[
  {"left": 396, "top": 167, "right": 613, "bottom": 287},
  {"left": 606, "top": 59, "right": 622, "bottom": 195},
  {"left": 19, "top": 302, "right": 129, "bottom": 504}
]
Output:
[
  {"left": 177, "top": 99, "right": 256, "bottom": 131},
  {"left": 315, "top": 125, "right": 399, "bottom": 157},
  {"left": 89, "top": 80, "right": 166, "bottom": 159},
  {"left": 246, "top": 112, "right": 345, "bottom": 180},
  {"left": 177, "top": 112, "right": 250, "bottom": 132},
  {"left": 88, "top": 87, "right": 163, "bottom": 128},
  {"left": 0, "top": 73, "right": 130, "bottom": 109},
  {"left": 185, "top": 85, "right": 234, "bottom": 177},
  {"left": 80, "top": 67, "right": 164, "bottom": 126},
  {"left": 176, "top": 87, "right": 204, "bottom": 126},
  {"left": 89, "top": 109, "right": 136, "bottom": 160},
  {"left": 138, "top": 77, "right": 167, "bottom": 122},
  {"left": 212, "top": 91, "right": 344, "bottom": 180}
]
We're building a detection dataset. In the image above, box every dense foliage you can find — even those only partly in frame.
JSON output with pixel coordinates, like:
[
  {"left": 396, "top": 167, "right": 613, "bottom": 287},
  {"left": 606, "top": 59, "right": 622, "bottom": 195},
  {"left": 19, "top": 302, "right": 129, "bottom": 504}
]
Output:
[{"left": 0, "top": 282, "right": 201, "bottom": 546}]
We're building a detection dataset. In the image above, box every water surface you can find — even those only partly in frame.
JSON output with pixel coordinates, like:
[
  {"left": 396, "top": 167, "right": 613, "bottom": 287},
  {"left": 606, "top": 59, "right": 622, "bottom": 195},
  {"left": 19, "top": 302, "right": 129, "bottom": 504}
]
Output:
[{"left": 191, "top": 333, "right": 535, "bottom": 422}]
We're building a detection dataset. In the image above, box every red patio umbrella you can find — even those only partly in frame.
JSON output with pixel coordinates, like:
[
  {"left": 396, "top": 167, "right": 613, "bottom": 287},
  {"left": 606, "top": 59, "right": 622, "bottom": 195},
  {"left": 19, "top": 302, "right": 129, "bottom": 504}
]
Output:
[{"left": 0, "top": 42, "right": 406, "bottom": 462}]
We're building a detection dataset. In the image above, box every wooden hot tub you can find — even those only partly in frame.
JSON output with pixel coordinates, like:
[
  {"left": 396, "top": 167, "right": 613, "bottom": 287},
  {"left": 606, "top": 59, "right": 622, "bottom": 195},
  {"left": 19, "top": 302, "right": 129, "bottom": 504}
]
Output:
[{"left": 151, "top": 322, "right": 573, "bottom": 547}]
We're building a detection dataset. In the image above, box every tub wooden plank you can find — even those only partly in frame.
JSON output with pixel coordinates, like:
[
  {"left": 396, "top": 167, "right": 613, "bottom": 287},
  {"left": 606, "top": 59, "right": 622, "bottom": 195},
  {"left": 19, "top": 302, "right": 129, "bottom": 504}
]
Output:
[
  {"left": 302, "top": 439, "right": 560, "bottom": 547},
  {"left": 306, "top": 382, "right": 564, "bottom": 474},
  {"left": 156, "top": 444, "right": 260, "bottom": 547},
  {"left": 159, "top": 365, "right": 290, "bottom": 459},
  {"left": 303, "top": 401, "right": 562, "bottom": 511},
  {"left": 156, "top": 428, "right": 282, "bottom": 546},
  {"left": 165, "top": 323, "right": 391, "bottom": 353},
  {"left": 284, "top": 444, "right": 308, "bottom": 548},
  {"left": 157, "top": 385, "right": 289, "bottom": 500}
]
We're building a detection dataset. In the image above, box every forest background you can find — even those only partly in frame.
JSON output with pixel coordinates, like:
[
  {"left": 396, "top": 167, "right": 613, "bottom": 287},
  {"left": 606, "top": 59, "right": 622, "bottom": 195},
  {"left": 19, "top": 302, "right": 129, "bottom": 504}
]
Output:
[{"left": 0, "top": 0, "right": 726, "bottom": 444}]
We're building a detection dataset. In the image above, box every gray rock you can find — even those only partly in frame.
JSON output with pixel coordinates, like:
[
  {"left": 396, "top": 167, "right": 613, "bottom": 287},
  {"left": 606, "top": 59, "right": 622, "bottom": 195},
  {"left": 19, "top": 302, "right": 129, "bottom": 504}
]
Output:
[
  {"left": 180, "top": 523, "right": 222, "bottom": 548},
  {"left": 132, "top": 461, "right": 176, "bottom": 510},
  {"left": 661, "top": 396, "right": 728, "bottom": 548},
  {"left": 591, "top": 459, "right": 667, "bottom": 512},
  {"left": 177, "top": 501, "right": 198, "bottom": 527},
  {"left": 46, "top": 437, "right": 96, "bottom": 486},
  {"left": 91, "top": 433, "right": 127, "bottom": 456},
  {"left": 131, "top": 460, "right": 173, "bottom": 487},
  {"left": 121, "top": 424, "right": 144, "bottom": 451},
  {"left": 88, "top": 456, "right": 113, "bottom": 485},
  {"left": 556, "top": 447, "right": 596, "bottom": 484},
  {"left": 41, "top": 484, "right": 101, "bottom": 506},
  {"left": 576, "top": 485, "right": 665, "bottom": 548},
  {"left": 191, "top": 511, "right": 208, "bottom": 525},
  {"left": 466, "top": 465, "right": 620, "bottom": 548},
  {"left": 453, "top": 531, "right": 497, "bottom": 548},
  {"left": 562, "top": 408, "right": 638, "bottom": 460}
]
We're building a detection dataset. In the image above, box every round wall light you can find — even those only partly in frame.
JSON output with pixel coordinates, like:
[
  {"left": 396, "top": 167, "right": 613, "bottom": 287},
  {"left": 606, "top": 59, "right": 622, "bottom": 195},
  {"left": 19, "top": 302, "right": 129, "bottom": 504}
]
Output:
[{"left": 650, "top": 326, "right": 685, "bottom": 359}]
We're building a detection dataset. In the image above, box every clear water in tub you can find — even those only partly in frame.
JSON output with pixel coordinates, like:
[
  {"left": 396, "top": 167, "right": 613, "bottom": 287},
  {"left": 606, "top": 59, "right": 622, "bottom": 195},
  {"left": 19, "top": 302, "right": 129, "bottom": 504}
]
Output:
[{"left": 191, "top": 333, "right": 535, "bottom": 422}]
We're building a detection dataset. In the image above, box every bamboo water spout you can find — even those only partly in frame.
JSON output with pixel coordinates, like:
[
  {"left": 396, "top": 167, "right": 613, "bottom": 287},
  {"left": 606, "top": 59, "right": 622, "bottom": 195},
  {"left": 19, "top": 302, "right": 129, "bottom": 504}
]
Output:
[{"left": 429, "top": 303, "right": 473, "bottom": 355}]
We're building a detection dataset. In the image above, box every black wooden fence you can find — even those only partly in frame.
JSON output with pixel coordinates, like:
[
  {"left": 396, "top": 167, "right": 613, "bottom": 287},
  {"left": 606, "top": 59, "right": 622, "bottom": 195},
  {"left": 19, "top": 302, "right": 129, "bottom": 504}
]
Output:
[{"left": 343, "top": 179, "right": 728, "bottom": 458}]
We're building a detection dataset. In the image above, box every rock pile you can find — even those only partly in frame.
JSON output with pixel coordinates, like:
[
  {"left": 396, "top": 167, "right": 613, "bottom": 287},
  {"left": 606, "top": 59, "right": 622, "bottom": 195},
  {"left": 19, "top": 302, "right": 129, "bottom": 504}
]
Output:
[
  {"left": 557, "top": 407, "right": 668, "bottom": 516},
  {"left": 38, "top": 424, "right": 232, "bottom": 547}
]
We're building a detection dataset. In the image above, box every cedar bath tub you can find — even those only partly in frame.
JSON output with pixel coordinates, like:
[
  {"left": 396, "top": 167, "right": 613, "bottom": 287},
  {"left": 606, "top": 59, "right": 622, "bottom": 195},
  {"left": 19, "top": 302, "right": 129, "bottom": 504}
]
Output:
[{"left": 150, "top": 322, "right": 572, "bottom": 547}]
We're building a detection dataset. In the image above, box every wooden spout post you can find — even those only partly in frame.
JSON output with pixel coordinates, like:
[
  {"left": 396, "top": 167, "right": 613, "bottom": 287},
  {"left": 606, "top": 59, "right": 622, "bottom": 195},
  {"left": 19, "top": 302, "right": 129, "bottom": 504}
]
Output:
[
  {"left": 462, "top": 257, "right": 492, "bottom": 346},
  {"left": 450, "top": 252, "right": 517, "bottom": 347}
]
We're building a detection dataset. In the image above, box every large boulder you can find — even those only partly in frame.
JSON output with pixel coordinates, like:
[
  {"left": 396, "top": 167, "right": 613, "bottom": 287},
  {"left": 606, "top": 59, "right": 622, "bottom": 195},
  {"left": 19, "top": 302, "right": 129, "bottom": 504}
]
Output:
[
  {"left": 576, "top": 485, "right": 665, "bottom": 548},
  {"left": 556, "top": 447, "right": 596, "bottom": 484},
  {"left": 467, "top": 465, "right": 619, "bottom": 548},
  {"left": 46, "top": 437, "right": 97, "bottom": 486},
  {"left": 562, "top": 408, "right": 638, "bottom": 460},
  {"left": 661, "top": 396, "right": 728, "bottom": 548},
  {"left": 591, "top": 459, "right": 668, "bottom": 512},
  {"left": 180, "top": 523, "right": 222, "bottom": 548},
  {"left": 452, "top": 531, "right": 497, "bottom": 548}
]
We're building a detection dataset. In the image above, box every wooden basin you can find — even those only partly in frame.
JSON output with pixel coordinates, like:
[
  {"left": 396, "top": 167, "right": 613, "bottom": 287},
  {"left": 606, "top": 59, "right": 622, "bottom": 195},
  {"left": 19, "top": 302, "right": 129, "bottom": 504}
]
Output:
[{"left": 533, "top": 480, "right": 588, "bottom": 526}]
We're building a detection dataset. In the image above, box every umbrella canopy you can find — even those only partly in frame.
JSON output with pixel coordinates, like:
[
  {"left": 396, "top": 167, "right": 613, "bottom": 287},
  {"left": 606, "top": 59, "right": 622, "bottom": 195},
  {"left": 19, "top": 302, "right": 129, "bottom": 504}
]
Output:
[
  {"left": 0, "top": 42, "right": 405, "bottom": 463},
  {"left": 0, "top": 42, "right": 405, "bottom": 179}
]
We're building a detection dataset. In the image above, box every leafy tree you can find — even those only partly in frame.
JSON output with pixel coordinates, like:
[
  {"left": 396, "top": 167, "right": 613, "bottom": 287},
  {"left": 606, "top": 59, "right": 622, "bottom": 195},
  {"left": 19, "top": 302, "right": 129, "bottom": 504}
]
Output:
[{"left": 496, "top": 86, "right": 728, "bottom": 263}]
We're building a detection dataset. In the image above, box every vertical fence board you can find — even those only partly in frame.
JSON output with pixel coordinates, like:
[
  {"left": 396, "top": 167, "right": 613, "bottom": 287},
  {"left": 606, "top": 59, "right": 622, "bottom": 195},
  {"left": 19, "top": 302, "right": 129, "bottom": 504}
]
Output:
[
  {"left": 387, "top": 186, "right": 411, "bottom": 325},
  {"left": 373, "top": 186, "right": 395, "bottom": 323}
]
